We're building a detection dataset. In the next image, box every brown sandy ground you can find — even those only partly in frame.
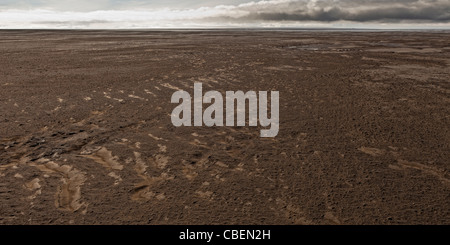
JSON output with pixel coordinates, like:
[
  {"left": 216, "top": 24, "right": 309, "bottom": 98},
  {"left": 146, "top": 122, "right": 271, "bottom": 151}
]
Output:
[{"left": 0, "top": 30, "right": 449, "bottom": 224}]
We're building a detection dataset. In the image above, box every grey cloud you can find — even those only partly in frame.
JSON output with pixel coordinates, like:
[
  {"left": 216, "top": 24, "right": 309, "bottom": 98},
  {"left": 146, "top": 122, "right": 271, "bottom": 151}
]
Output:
[
  {"left": 1, "top": 0, "right": 449, "bottom": 28},
  {"left": 213, "top": 0, "right": 450, "bottom": 23},
  {"left": 34, "top": 20, "right": 110, "bottom": 25}
]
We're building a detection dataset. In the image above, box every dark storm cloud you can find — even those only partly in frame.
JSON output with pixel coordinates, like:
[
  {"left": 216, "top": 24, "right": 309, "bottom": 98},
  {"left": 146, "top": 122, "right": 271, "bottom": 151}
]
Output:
[{"left": 222, "top": 0, "right": 450, "bottom": 23}]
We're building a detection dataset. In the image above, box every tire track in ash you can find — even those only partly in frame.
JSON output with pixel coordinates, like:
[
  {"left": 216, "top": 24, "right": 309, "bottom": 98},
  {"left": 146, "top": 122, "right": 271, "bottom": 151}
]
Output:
[{"left": 29, "top": 158, "right": 87, "bottom": 213}]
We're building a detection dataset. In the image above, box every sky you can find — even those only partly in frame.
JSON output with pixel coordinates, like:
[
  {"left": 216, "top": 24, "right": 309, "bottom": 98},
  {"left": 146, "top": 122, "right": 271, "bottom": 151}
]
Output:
[{"left": 0, "top": 0, "right": 449, "bottom": 29}]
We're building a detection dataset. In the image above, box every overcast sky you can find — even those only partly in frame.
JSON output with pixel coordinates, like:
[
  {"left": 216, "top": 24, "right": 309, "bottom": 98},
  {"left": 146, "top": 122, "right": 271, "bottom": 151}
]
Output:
[{"left": 0, "top": 0, "right": 449, "bottom": 28}]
